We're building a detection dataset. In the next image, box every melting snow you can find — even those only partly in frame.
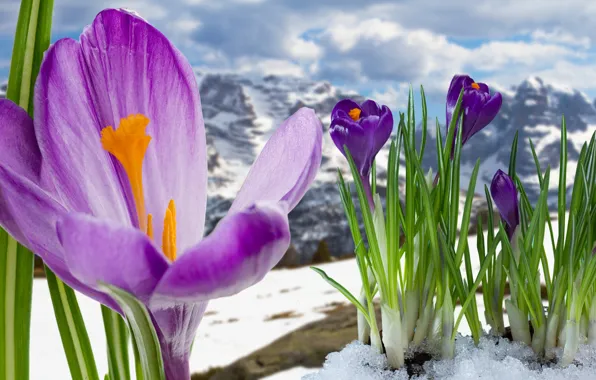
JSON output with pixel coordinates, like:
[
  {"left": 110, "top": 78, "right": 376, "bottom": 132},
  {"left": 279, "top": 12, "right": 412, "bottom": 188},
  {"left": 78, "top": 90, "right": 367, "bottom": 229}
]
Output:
[{"left": 305, "top": 338, "right": 596, "bottom": 380}]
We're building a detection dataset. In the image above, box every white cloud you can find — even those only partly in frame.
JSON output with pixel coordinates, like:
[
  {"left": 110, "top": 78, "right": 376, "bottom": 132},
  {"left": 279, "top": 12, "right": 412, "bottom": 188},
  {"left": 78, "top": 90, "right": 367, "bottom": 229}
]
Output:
[
  {"left": 469, "top": 41, "right": 582, "bottom": 72},
  {"left": 370, "top": 84, "right": 410, "bottom": 112},
  {"left": 286, "top": 37, "right": 322, "bottom": 60},
  {"left": 531, "top": 28, "right": 591, "bottom": 49},
  {"left": 3, "top": 0, "right": 596, "bottom": 101},
  {"left": 235, "top": 58, "right": 305, "bottom": 77}
]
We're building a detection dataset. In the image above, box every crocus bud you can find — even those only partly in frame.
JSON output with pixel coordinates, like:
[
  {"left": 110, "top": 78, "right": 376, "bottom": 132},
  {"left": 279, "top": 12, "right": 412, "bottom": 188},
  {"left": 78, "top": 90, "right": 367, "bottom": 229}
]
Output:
[
  {"left": 490, "top": 169, "right": 519, "bottom": 240},
  {"left": 330, "top": 99, "right": 393, "bottom": 178},
  {"left": 446, "top": 75, "right": 502, "bottom": 147}
]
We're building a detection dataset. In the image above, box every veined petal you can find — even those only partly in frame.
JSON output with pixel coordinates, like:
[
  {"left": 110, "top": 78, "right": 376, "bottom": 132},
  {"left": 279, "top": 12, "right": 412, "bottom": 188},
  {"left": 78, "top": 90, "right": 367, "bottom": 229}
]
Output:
[
  {"left": 35, "top": 38, "right": 132, "bottom": 224},
  {"left": 150, "top": 302, "right": 208, "bottom": 380},
  {"left": 80, "top": 9, "right": 208, "bottom": 251},
  {"left": 0, "top": 164, "right": 119, "bottom": 310},
  {"left": 468, "top": 93, "right": 502, "bottom": 139},
  {"left": 150, "top": 202, "right": 290, "bottom": 308},
  {"left": 372, "top": 106, "right": 393, "bottom": 153},
  {"left": 446, "top": 74, "right": 474, "bottom": 130},
  {"left": 230, "top": 108, "right": 322, "bottom": 213},
  {"left": 0, "top": 99, "right": 41, "bottom": 182},
  {"left": 360, "top": 99, "right": 382, "bottom": 117},
  {"left": 57, "top": 213, "right": 170, "bottom": 303}
]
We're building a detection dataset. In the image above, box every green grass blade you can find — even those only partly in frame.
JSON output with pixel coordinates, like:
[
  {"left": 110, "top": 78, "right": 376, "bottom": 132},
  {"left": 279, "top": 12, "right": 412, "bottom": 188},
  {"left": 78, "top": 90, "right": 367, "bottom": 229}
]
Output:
[
  {"left": 45, "top": 267, "right": 100, "bottom": 380},
  {"left": 311, "top": 267, "right": 371, "bottom": 323}
]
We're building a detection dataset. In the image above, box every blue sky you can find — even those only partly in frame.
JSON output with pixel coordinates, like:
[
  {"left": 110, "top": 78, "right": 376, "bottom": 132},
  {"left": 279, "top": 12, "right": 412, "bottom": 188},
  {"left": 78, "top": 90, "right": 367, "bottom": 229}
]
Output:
[{"left": 1, "top": 0, "right": 596, "bottom": 120}]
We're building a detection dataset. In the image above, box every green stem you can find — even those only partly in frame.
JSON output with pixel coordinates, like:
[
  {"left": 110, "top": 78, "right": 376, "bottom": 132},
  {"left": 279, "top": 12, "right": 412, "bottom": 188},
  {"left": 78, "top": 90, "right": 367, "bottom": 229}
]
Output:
[{"left": 102, "top": 306, "right": 131, "bottom": 380}]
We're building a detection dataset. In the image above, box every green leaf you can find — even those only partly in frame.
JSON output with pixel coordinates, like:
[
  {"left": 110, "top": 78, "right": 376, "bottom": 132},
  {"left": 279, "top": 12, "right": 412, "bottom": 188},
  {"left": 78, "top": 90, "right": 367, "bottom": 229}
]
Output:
[
  {"left": 310, "top": 267, "right": 371, "bottom": 323},
  {"left": 102, "top": 305, "right": 131, "bottom": 380},
  {"left": 2, "top": 1, "right": 54, "bottom": 380},
  {"left": 45, "top": 267, "right": 100, "bottom": 380},
  {"left": 0, "top": 232, "right": 34, "bottom": 380},
  {"left": 99, "top": 284, "right": 165, "bottom": 380}
]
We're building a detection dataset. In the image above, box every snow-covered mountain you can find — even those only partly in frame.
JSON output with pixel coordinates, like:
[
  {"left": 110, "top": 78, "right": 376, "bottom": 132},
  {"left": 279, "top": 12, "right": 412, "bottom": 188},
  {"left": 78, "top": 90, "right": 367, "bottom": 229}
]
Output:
[{"left": 199, "top": 73, "right": 595, "bottom": 261}]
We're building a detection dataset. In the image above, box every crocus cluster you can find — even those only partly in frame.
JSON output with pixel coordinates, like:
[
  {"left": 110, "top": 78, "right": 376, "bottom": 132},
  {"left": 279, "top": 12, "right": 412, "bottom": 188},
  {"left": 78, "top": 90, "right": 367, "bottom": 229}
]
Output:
[
  {"left": 318, "top": 71, "right": 596, "bottom": 370},
  {"left": 0, "top": 9, "right": 322, "bottom": 379},
  {"left": 317, "top": 75, "right": 504, "bottom": 369}
]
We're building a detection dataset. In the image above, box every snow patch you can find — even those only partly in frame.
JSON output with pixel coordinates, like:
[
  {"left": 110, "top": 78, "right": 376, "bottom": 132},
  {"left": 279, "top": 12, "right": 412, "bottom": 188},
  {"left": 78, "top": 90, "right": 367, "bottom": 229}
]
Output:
[{"left": 305, "top": 338, "right": 596, "bottom": 380}]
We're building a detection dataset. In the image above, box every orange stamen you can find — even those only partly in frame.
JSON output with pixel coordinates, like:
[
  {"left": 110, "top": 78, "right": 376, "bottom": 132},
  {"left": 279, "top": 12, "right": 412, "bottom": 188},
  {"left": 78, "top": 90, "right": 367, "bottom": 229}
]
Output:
[
  {"left": 101, "top": 114, "right": 151, "bottom": 231},
  {"left": 162, "top": 200, "right": 177, "bottom": 261},
  {"left": 348, "top": 108, "right": 361, "bottom": 121},
  {"left": 147, "top": 214, "right": 154, "bottom": 241},
  {"left": 471, "top": 82, "right": 480, "bottom": 90}
]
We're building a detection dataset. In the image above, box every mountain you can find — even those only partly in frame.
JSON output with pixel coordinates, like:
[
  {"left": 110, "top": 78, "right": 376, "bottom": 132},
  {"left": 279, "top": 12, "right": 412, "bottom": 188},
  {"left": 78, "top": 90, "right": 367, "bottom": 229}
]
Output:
[{"left": 198, "top": 73, "right": 595, "bottom": 263}]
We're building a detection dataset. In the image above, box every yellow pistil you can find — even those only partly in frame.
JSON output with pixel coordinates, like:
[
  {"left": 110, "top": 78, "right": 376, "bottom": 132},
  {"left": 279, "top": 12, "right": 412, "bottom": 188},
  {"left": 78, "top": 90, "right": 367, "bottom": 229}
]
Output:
[
  {"left": 101, "top": 114, "right": 151, "bottom": 231},
  {"left": 471, "top": 82, "right": 480, "bottom": 90},
  {"left": 162, "top": 200, "right": 177, "bottom": 261},
  {"left": 348, "top": 108, "right": 361, "bottom": 121},
  {"left": 101, "top": 114, "right": 178, "bottom": 262}
]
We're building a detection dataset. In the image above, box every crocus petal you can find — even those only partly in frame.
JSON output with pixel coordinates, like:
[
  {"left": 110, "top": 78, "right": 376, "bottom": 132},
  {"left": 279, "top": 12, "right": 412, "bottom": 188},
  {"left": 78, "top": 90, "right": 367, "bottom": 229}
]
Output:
[
  {"left": 0, "top": 164, "right": 68, "bottom": 263},
  {"left": 0, "top": 164, "right": 120, "bottom": 309},
  {"left": 476, "top": 82, "right": 489, "bottom": 93},
  {"left": 372, "top": 106, "right": 393, "bottom": 153},
  {"left": 330, "top": 116, "right": 374, "bottom": 175},
  {"left": 467, "top": 93, "right": 502, "bottom": 140},
  {"left": 446, "top": 74, "right": 474, "bottom": 129},
  {"left": 150, "top": 202, "right": 290, "bottom": 308},
  {"left": 79, "top": 9, "right": 208, "bottom": 251},
  {"left": 151, "top": 303, "right": 208, "bottom": 380},
  {"left": 229, "top": 108, "right": 322, "bottom": 213},
  {"left": 332, "top": 99, "right": 361, "bottom": 120},
  {"left": 490, "top": 169, "right": 519, "bottom": 231},
  {"left": 57, "top": 212, "right": 170, "bottom": 303},
  {"left": 35, "top": 38, "right": 132, "bottom": 224},
  {"left": 0, "top": 99, "right": 41, "bottom": 182},
  {"left": 360, "top": 99, "right": 382, "bottom": 117}
]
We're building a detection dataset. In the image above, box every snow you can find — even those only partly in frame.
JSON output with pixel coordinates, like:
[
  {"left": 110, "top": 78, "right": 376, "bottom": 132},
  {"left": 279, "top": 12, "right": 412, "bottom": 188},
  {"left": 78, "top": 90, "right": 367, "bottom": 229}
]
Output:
[
  {"left": 30, "top": 259, "right": 363, "bottom": 379},
  {"left": 525, "top": 99, "right": 538, "bottom": 107},
  {"left": 305, "top": 338, "right": 596, "bottom": 380}
]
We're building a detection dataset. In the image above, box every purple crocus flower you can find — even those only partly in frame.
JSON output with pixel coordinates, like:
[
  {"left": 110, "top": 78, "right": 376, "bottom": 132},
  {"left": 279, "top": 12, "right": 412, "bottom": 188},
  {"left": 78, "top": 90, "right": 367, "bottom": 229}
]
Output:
[
  {"left": 490, "top": 169, "right": 520, "bottom": 240},
  {"left": 330, "top": 99, "right": 393, "bottom": 207},
  {"left": 446, "top": 75, "right": 503, "bottom": 147},
  {"left": 0, "top": 9, "right": 322, "bottom": 380}
]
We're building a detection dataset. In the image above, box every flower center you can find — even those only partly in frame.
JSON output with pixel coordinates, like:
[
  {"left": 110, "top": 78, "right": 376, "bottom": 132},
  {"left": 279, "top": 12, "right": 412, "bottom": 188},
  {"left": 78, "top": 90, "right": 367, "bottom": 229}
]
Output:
[
  {"left": 348, "top": 108, "right": 361, "bottom": 121},
  {"left": 101, "top": 114, "right": 178, "bottom": 261},
  {"left": 471, "top": 82, "right": 480, "bottom": 90}
]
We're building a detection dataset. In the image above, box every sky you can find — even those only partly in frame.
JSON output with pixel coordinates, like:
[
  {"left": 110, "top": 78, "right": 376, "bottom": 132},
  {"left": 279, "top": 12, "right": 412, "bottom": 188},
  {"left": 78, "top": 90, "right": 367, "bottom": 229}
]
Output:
[{"left": 1, "top": 0, "right": 595, "bottom": 119}]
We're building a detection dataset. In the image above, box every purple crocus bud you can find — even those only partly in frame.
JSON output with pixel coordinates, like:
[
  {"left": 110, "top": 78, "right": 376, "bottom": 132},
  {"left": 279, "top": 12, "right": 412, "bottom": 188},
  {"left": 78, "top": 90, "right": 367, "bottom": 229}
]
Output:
[
  {"left": 490, "top": 169, "right": 519, "bottom": 240},
  {"left": 446, "top": 75, "right": 503, "bottom": 147},
  {"left": 330, "top": 99, "right": 392, "bottom": 208}
]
